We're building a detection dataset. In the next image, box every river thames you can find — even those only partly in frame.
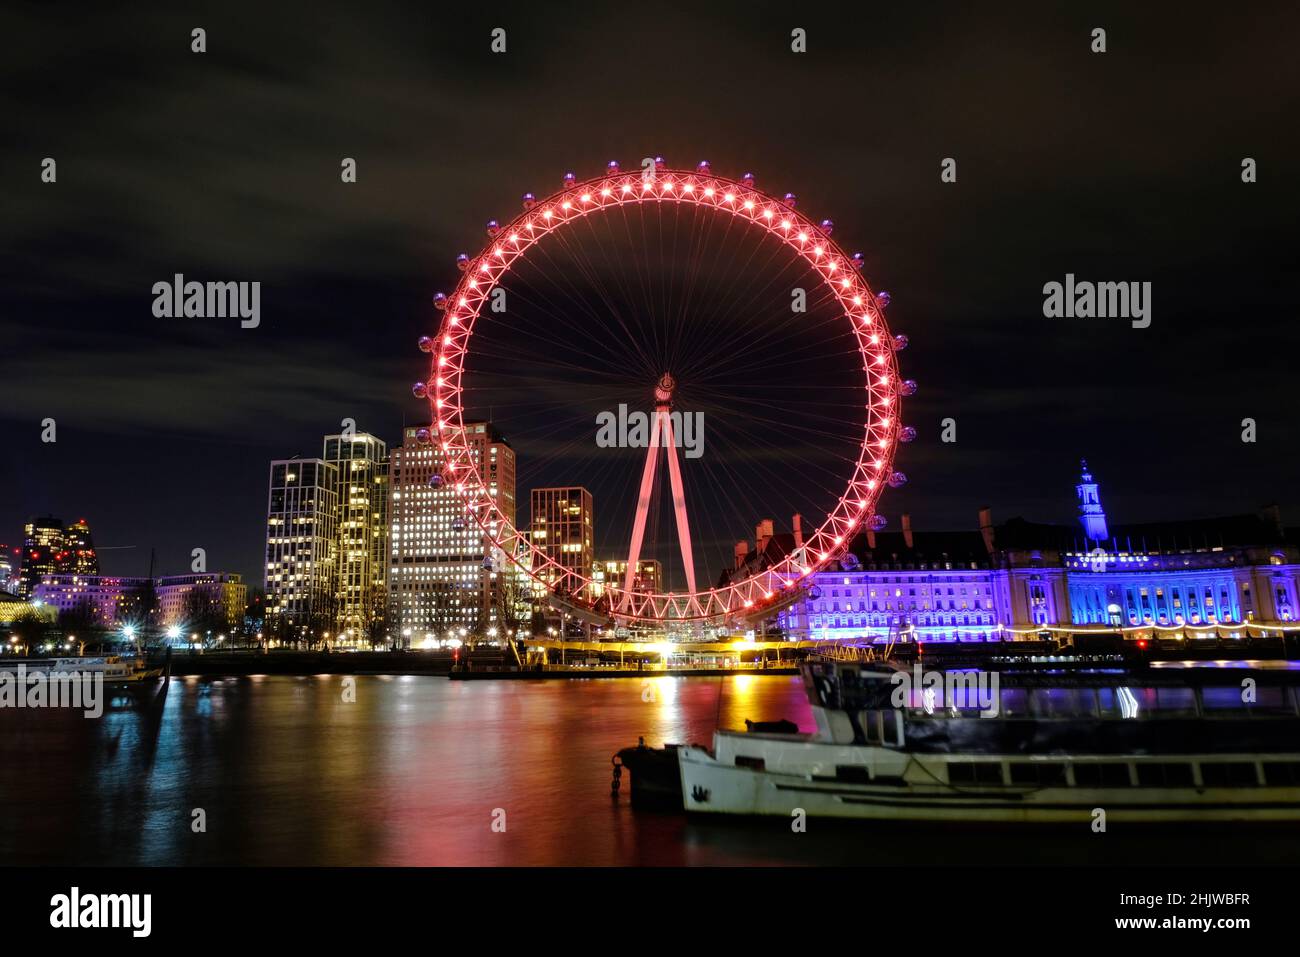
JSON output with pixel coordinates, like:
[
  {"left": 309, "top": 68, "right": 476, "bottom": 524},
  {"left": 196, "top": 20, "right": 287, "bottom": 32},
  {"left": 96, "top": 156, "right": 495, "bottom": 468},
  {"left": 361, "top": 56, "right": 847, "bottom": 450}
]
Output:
[{"left": 2, "top": 673, "right": 1298, "bottom": 866}]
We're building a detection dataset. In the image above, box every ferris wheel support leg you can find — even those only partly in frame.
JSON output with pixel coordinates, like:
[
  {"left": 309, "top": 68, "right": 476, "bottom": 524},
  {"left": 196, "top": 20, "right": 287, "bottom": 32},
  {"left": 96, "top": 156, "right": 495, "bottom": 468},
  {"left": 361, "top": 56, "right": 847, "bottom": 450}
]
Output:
[
  {"left": 661, "top": 412, "right": 697, "bottom": 596},
  {"left": 621, "top": 413, "right": 663, "bottom": 613}
]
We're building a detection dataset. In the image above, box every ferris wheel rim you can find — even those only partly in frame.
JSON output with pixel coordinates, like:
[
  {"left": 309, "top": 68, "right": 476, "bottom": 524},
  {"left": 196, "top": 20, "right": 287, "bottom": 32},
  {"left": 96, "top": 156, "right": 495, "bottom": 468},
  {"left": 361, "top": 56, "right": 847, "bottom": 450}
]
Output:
[{"left": 422, "top": 164, "right": 905, "bottom": 624}]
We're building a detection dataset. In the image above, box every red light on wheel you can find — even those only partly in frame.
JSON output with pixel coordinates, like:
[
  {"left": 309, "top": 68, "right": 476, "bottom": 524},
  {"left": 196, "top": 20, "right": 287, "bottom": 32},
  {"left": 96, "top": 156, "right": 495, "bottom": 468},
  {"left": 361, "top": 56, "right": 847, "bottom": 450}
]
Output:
[{"left": 432, "top": 165, "right": 906, "bottom": 626}]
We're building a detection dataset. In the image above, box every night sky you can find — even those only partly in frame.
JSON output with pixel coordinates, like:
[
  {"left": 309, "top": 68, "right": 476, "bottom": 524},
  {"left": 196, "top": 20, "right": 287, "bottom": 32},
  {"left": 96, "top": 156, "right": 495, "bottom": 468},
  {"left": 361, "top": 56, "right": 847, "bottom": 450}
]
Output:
[{"left": 4, "top": 2, "right": 1299, "bottom": 590}]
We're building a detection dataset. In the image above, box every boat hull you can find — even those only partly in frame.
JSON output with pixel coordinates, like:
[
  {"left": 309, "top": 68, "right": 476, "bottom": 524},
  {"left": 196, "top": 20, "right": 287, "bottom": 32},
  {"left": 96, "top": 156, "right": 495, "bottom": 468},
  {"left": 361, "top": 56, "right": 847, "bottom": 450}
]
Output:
[
  {"left": 615, "top": 743, "right": 684, "bottom": 809},
  {"left": 678, "top": 743, "right": 1300, "bottom": 823}
]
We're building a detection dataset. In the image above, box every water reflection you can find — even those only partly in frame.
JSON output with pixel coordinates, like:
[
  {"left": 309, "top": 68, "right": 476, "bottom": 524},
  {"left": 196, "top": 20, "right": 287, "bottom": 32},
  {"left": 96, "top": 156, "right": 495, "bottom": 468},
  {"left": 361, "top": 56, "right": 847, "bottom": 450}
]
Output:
[{"left": 1, "top": 675, "right": 1297, "bottom": 866}]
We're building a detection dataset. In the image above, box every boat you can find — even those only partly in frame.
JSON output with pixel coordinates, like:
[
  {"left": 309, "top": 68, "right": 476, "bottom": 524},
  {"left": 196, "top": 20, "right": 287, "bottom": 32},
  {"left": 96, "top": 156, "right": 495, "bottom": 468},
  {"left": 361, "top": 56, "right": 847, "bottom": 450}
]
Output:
[
  {"left": 667, "top": 657, "right": 1300, "bottom": 823},
  {"left": 0, "top": 655, "right": 167, "bottom": 687},
  {"left": 613, "top": 738, "right": 684, "bottom": 809}
]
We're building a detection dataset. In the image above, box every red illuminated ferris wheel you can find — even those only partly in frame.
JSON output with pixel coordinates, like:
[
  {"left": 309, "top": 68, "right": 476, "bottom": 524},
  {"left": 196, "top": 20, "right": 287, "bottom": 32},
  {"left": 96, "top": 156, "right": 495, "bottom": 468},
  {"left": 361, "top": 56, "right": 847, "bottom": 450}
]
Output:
[{"left": 415, "top": 158, "right": 913, "bottom": 626}]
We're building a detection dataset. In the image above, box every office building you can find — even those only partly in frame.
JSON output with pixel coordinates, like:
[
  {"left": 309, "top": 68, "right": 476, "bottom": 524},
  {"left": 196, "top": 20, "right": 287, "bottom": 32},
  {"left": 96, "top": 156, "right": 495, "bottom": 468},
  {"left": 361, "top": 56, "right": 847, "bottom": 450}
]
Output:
[
  {"left": 323, "top": 432, "right": 389, "bottom": 641},
  {"left": 264, "top": 458, "right": 338, "bottom": 638},
  {"left": 389, "top": 422, "right": 516, "bottom": 640}
]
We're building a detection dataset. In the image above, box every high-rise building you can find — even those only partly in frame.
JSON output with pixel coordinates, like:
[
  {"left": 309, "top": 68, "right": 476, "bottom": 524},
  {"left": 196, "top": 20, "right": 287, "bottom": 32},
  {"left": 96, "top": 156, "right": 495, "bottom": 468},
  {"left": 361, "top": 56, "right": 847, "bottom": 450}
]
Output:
[
  {"left": 323, "top": 432, "right": 389, "bottom": 641},
  {"left": 64, "top": 518, "right": 100, "bottom": 575},
  {"left": 529, "top": 487, "right": 594, "bottom": 598},
  {"left": 591, "top": 558, "right": 661, "bottom": 599},
  {"left": 0, "top": 545, "right": 18, "bottom": 595},
  {"left": 264, "top": 458, "right": 338, "bottom": 638},
  {"left": 388, "top": 422, "right": 516, "bottom": 640},
  {"left": 18, "top": 516, "right": 67, "bottom": 599},
  {"left": 16, "top": 516, "right": 101, "bottom": 598}
]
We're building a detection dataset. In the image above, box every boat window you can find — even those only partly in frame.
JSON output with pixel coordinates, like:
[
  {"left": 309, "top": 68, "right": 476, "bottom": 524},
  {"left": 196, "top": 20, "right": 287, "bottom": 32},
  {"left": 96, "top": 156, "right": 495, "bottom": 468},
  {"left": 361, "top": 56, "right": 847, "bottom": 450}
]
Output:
[
  {"left": 882, "top": 711, "right": 903, "bottom": 748},
  {"left": 1073, "top": 763, "right": 1133, "bottom": 788},
  {"left": 1029, "top": 688, "right": 1095, "bottom": 718},
  {"left": 1135, "top": 763, "right": 1195, "bottom": 788},
  {"left": 1096, "top": 688, "right": 1133, "bottom": 718},
  {"left": 1262, "top": 762, "right": 1300, "bottom": 786},
  {"left": 860, "top": 710, "right": 882, "bottom": 745},
  {"left": 1009, "top": 762, "right": 1067, "bottom": 786},
  {"left": 1201, "top": 687, "right": 1247, "bottom": 711},
  {"left": 1199, "top": 762, "right": 1259, "bottom": 788},
  {"left": 1154, "top": 687, "right": 1199, "bottom": 716},
  {"left": 1124, "top": 687, "right": 1159, "bottom": 714},
  {"left": 997, "top": 688, "right": 1031, "bottom": 717},
  {"left": 1203, "top": 685, "right": 1288, "bottom": 713},
  {"left": 734, "top": 756, "right": 766, "bottom": 771},
  {"left": 835, "top": 765, "right": 871, "bottom": 783},
  {"left": 947, "top": 762, "right": 1003, "bottom": 786}
]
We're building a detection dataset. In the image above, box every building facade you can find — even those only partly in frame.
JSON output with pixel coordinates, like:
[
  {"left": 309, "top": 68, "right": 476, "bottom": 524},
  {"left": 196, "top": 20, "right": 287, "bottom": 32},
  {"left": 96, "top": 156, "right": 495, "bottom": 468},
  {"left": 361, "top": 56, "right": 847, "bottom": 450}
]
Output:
[
  {"left": 323, "top": 432, "right": 389, "bottom": 641},
  {"left": 388, "top": 422, "right": 517, "bottom": 641},
  {"left": 155, "top": 573, "right": 248, "bottom": 633},
  {"left": 591, "top": 558, "right": 662, "bottom": 600},
  {"left": 64, "top": 519, "right": 100, "bottom": 575},
  {"left": 17, "top": 516, "right": 101, "bottom": 599},
  {"left": 264, "top": 458, "right": 339, "bottom": 638},
  {"left": 32, "top": 574, "right": 149, "bottom": 629},
  {"left": 32, "top": 573, "right": 247, "bottom": 633},
  {"left": 764, "top": 464, "right": 1300, "bottom": 642},
  {"left": 0, "top": 546, "right": 17, "bottom": 596},
  {"left": 529, "top": 487, "right": 594, "bottom": 598}
]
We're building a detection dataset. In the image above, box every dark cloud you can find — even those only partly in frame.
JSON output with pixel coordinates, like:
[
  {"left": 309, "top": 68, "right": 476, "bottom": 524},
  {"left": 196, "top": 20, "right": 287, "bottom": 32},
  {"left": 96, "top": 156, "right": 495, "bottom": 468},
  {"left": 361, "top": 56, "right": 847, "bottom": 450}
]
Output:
[{"left": 3, "top": 0, "right": 1299, "bottom": 586}]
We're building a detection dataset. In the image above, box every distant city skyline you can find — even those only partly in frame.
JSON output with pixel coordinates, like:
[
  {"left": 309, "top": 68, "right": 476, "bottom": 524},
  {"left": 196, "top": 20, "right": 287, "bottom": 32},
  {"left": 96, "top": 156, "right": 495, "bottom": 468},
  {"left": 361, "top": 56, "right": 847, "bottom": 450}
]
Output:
[{"left": 11, "top": 442, "right": 1300, "bottom": 599}]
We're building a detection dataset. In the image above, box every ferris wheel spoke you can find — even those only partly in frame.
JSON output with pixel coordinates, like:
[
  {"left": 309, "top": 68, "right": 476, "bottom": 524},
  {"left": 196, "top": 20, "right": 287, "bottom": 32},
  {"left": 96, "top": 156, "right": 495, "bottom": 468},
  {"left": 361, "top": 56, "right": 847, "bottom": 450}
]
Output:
[
  {"left": 423, "top": 165, "right": 904, "bottom": 623},
  {"left": 685, "top": 287, "right": 847, "bottom": 382},
  {"left": 512, "top": 239, "right": 659, "bottom": 380}
]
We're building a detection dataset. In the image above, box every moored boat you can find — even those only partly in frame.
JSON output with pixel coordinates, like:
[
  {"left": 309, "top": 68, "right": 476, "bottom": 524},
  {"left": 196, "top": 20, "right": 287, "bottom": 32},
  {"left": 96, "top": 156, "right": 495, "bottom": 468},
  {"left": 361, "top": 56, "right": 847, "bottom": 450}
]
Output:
[
  {"left": 675, "top": 658, "right": 1300, "bottom": 823},
  {"left": 0, "top": 655, "right": 166, "bottom": 687}
]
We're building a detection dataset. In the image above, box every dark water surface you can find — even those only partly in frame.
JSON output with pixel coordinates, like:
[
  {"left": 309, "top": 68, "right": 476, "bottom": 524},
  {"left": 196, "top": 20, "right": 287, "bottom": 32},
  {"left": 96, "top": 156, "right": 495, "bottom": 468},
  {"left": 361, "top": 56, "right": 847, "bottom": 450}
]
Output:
[{"left": 2, "top": 674, "right": 1297, "bottom": 866}]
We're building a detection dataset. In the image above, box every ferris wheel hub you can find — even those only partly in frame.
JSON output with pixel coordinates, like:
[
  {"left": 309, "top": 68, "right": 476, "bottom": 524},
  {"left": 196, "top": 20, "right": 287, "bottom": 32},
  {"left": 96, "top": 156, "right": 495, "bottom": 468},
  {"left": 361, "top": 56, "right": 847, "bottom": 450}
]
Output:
[{"left": 654, "top": 372, "right": 676, "bottom": 405}]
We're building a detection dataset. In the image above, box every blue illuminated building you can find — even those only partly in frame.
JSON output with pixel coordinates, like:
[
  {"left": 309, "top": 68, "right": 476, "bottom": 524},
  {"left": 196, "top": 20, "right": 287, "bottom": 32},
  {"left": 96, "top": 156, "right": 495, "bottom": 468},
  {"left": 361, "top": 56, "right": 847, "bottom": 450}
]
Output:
[
  {"left": 1076, "top": 459, "right": 1108, "bottom": 542},
  {"left": 738, "top": 463, "right": 1300, "bottom": 642}
]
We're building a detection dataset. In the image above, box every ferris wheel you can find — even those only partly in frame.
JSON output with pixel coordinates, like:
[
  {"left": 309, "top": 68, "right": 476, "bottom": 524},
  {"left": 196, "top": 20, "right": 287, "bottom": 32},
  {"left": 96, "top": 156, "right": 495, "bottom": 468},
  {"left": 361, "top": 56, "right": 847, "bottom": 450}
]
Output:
[{"left": 414, "top": 158, "right": 913, "bottom": 626}]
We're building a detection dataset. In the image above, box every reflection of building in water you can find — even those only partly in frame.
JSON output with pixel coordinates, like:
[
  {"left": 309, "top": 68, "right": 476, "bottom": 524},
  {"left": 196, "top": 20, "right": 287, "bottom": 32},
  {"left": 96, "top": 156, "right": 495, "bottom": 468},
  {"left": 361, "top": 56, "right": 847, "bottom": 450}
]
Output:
[{"left": 732, "top": 462, "right": 1300, "bottom": 642}]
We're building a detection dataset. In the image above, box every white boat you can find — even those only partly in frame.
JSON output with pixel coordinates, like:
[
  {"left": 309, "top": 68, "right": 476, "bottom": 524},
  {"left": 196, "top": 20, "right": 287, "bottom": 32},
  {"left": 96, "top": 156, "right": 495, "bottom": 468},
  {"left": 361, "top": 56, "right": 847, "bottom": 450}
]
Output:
[
  {"left": 677, "top": 658, "right": 1300, "bottom": 823},
  {"left": 0, "top": 656, "right": 164, "bottom": 685}
]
